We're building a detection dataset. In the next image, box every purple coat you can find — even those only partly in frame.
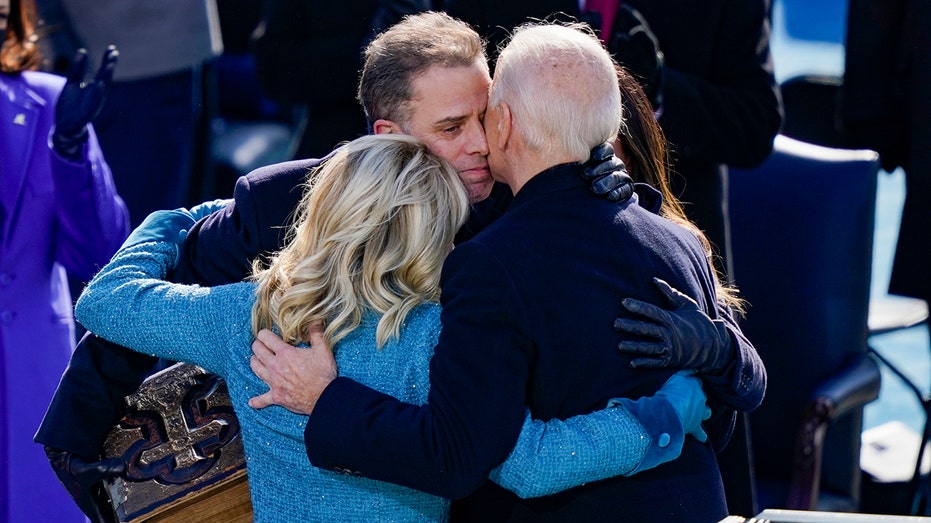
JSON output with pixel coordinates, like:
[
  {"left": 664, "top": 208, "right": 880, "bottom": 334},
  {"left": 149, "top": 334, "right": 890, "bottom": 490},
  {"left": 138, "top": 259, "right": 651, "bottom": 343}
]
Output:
[{"left": 0, "top": 70, "right": 129, "bottom": 522}]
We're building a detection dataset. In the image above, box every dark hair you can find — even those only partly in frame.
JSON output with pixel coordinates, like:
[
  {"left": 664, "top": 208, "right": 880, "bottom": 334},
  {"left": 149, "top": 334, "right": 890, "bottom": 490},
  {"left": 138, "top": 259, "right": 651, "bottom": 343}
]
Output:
[
  {"left": 1, "top": 0, "right": 40, "bottom": 73},
  {"left": 616, "top": 64, "right": 741, "bottom": 308},
  {"left": 616, "top": 65, "right": 684, "bottom": 222},
  {"left": 357, "top": 11, "right": 486, "bottom": 128}
]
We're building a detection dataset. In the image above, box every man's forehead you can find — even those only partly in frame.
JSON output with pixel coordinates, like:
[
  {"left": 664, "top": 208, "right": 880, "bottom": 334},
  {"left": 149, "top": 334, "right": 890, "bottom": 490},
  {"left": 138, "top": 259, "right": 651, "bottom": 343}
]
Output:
[{"left": 409, "top": 65, "right": 490, "bottom": 123}]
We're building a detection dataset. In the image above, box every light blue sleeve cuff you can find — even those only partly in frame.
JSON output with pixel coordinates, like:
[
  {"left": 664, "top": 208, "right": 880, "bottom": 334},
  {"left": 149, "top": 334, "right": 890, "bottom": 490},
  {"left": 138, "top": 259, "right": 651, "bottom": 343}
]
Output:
[{"left": 607, "top": 395, "right": 685, "bottom": 475}]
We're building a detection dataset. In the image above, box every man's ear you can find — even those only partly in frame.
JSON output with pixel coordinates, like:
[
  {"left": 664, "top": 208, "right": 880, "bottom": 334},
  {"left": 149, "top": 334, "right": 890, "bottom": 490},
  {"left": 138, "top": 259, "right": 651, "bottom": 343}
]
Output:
[
  {"left": 372, "top": 119, "right": 403, "bottom": 135},
  {"left": 496, "top": 102, "right": 513, "bottom": 150}
]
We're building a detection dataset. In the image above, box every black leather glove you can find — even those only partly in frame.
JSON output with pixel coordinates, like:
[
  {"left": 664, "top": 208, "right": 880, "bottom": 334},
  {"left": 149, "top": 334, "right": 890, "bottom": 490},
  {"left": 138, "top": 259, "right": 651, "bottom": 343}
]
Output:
[
  {"left": 608, "top": 5, "right": 664, "bottom": 109},
  {"left": 52, "top": 46, "right": 119, "bottom": 161},
  {"left": 45, "top": 446, "right": 125, "bottom": 523},
  {"left": 581, "top": 142, "right": 634, "bottom": 202},
  {"left": 614, "top": 277, "right": 735, "bottom": 375}
]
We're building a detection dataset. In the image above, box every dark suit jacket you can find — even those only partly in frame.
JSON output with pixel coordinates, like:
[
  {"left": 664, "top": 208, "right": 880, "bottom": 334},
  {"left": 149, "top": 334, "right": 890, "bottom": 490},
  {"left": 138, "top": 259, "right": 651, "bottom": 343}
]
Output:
[
  {"left": 841, "top": 0, "right": 931, "bottom": 302},
  {"left": 303, "top": 163, "right": 751, "bottom": 522},
  {"left": 627, "top": 0, "right": 782, "bottom": 273}
]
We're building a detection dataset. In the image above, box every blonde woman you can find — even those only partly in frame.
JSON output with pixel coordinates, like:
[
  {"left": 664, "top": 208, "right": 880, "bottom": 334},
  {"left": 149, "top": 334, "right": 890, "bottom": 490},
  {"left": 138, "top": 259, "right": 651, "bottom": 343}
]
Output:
[{"left": 76, "top": 134, "right": 707, "bottom": 521}]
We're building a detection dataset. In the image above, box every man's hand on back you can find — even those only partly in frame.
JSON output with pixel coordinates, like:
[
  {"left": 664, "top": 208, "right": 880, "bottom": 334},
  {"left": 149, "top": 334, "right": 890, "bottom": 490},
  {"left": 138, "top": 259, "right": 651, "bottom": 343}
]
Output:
[{"left": 248, "top": 322, "right": 336, "bottom": 415}]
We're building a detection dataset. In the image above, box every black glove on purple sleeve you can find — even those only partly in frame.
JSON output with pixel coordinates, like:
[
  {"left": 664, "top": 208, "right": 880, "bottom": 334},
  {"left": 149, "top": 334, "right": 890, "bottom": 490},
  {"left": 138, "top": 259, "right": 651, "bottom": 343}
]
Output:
[{"left": 52, "top": 46, "right": 118, "bottom": 161}]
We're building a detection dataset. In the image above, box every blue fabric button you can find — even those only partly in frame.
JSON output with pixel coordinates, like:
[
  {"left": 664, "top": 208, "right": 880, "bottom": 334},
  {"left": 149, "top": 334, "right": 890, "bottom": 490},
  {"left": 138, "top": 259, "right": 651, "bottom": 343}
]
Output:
[{"left": 658, "top": 433, "right": 671, "bottom": 448}]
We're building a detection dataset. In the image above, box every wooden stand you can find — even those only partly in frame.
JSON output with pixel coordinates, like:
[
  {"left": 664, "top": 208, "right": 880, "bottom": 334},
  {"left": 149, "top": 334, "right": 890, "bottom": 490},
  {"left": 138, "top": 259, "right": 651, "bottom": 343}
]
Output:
[{"left": 101, "top": 363, "right": 253, "bottom": 522}]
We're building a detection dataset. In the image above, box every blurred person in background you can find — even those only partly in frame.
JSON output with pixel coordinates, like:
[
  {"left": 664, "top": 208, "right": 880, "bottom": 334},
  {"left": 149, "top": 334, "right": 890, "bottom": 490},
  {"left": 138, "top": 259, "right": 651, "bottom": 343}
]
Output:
[
  {"left": 841, "top": 0, "right": 931, "bottom": 309},
  {"left": 33, "top": 0, "right": 223, "bottom": 226}
]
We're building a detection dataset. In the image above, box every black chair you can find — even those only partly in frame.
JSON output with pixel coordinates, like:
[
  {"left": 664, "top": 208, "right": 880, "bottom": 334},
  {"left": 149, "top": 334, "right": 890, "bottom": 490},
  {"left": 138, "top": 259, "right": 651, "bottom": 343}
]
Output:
[
  {"left": 205, "top": 52, "right": 308, "bottom": 200},
  {"left": 728, "top": 134, "right": 882, "bottom": 512},
  {"left": 779, "top": 75, "right": 856, "bottom": 150}
]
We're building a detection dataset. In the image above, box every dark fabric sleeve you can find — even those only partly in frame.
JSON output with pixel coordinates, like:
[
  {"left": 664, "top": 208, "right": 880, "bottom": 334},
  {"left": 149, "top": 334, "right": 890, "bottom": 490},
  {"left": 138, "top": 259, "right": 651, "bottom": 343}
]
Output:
[
  {"left": 701, "top": 305, "right": 767, "bottom": 413},
  {"left": 172, "top": 159, "right": 313, "bottom": 285},
  {"left": 34, "top": 333, "right": 160, "bottom": 456}
]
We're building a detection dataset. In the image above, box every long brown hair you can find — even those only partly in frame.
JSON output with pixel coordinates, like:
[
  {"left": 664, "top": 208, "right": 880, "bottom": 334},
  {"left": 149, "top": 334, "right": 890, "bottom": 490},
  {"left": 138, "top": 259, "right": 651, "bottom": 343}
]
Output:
[
  {"left": 1, "top": 0, "right": 40, "bottom": 73},
  {"left": 615, "top": 64, "right": 742, "bottom": 310}
]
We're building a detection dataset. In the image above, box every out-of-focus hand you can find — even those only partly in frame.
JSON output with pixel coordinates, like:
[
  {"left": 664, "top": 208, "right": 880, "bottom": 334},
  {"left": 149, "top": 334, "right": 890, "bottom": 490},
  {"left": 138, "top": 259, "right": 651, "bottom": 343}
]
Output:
[
  {"left": 615, "top": 277, "right": 735, "bottom": 374},
  {"left": 52, "top": 46, "right": 118, "bottom": 161},
  {"left": 248, "top": 322, "right": 336, "bottom": 415},
  {"left": 45, "top": 446, "right": 124, "bottom": 523},
  {"left": 608, "top": 5, "right": 664, "bottom": 108}
]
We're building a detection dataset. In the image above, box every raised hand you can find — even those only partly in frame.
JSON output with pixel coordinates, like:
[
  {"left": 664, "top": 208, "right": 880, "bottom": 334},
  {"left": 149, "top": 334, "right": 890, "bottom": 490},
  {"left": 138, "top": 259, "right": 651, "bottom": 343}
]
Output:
[{"left": 52, "top": 46, "right": 119, "bottom": 160}]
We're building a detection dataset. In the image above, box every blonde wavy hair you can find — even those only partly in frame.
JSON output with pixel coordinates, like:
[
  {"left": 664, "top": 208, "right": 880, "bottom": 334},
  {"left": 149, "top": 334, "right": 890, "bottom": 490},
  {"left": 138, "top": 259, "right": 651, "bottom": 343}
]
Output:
[{"left": 251, "top": 134, "right": 471, "bottom": 349}]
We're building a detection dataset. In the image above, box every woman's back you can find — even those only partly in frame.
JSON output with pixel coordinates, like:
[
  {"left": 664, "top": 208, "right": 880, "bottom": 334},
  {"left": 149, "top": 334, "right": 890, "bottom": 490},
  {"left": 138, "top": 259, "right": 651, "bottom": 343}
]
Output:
[{"left": 221, "top": 298, "right": 448, "bottom": 521}]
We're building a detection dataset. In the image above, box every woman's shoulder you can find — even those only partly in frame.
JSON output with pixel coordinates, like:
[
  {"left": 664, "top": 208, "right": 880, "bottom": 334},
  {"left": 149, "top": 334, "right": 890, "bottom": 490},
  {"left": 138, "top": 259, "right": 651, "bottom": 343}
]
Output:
[{"left": 19, "top": 70, "right": 66, "bottom": 98}]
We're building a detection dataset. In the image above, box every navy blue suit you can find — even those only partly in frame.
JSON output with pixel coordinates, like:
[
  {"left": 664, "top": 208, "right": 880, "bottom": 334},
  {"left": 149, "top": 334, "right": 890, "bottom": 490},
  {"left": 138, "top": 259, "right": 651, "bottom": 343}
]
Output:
[{"left": 303, "top": 163, "right": 757, "bottom": 522}]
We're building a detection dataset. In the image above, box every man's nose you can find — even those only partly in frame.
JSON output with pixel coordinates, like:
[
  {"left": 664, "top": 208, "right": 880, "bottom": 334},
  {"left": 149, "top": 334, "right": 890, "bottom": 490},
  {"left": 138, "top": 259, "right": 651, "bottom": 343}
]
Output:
[{"left": 465, "top": 121, "right": 489, "bottom": 155}]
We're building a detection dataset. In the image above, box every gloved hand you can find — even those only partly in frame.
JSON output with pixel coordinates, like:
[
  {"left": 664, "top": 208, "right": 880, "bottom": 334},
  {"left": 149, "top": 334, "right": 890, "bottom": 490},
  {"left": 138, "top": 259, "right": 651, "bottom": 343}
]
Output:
[
  {"left": 188, "top": 198, "right": 232, "bottom": 222},
  {"left": 118, "top": 209, "right": 198, "bottom": 252},
  {"left": 615, "top": 277, "right": 735, "bottom": 375},
  {"left": 655, "top": 371, "right": 711, "bottom": 443},
  {"left": 45, "top": 446, "right": 124, "bottom": 523},
  {"left": 52, "top": 46, "right": 119, "bottom": 161},
  {"left": 608, "top": 5, "right": 664, "bottom": 109},
  {"left": 581, "top": 142, "right": 634, "bottom": 202},
  {"left": 606, "top": 370, "right": 711, "bottom": 474}
]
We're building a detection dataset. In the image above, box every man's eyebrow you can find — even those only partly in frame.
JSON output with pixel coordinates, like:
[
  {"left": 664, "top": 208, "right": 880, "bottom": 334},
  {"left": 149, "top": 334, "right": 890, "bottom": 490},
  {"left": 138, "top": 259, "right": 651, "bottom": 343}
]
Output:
[{"left": 432, "top": 115, "right": 468, "bottom": 128}]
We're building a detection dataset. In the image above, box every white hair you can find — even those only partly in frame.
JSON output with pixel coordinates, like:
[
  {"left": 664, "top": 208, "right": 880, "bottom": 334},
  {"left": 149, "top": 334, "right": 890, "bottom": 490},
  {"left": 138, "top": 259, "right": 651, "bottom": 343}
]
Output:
[{"left": 490, "top": 23, "right": 622, "bottom": 161}]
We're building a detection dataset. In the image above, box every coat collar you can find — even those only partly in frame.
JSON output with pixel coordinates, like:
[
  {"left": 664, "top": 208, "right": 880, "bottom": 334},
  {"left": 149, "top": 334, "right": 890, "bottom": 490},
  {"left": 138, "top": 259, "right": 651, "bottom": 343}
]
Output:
[{"left": 509, "top": 162, "right": 649, "bottom": 210}]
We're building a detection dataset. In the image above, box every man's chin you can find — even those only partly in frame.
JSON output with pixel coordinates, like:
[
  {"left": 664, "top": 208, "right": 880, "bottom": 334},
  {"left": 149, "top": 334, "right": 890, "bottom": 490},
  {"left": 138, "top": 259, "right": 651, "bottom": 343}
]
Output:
[{"left": 467, "top": 181, "right": 495, "bottom": 203}]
